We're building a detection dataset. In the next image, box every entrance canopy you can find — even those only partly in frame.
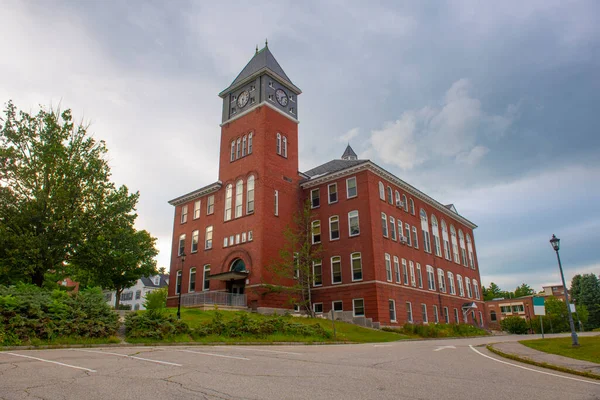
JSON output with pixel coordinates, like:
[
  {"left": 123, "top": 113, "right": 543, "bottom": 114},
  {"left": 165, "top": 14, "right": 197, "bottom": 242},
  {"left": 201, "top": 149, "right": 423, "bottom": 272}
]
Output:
[
  {"left": 208, "top": 271, "right": 249, "bottom": 281},
  {"left": 462, "top": 302, "right": 478, "bottom": 310}
]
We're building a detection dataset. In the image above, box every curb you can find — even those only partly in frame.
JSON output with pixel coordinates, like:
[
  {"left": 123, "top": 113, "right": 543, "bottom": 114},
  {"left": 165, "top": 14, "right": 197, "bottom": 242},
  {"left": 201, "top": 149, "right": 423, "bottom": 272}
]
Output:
[{"left": 486, "top": 344, "right": 600, "bottom": 381}]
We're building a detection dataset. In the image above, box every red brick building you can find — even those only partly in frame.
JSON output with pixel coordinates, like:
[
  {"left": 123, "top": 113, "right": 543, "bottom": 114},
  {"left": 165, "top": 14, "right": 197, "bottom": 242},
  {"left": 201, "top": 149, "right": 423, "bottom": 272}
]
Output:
[{"left": 167, "top": 45, "right": 486, "bottom": 327}]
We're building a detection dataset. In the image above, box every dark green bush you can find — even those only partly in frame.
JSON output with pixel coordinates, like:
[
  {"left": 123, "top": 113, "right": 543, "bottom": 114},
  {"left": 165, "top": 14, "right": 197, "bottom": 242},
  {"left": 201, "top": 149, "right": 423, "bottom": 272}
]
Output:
[
  {"left": 125, "top": 311, "right": 190, "bottom": 339},
  {"left": 0, "top": 284, "right": 119, "bottom": 346},
  {"left": 500, "top": 316, "right": 529, "bottom": 334}
]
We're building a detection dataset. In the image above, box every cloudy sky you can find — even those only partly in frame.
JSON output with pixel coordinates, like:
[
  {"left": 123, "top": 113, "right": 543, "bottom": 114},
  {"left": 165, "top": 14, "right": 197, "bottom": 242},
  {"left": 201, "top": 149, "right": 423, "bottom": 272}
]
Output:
[{"left": 1, "top": 0, "right": 598, "bottom": 292}]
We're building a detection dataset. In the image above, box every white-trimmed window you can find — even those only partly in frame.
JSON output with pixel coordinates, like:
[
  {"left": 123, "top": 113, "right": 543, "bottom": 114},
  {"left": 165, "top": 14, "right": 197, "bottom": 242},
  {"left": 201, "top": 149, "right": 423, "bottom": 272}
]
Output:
[
  {"left": 311, "top": 188, "right": 320, "bottom": 208},
  {"left": 191, "top": 230, "right": 199, "bottom": 253},
  {"left": 276, "top": 133, "right": 282, "bottom": 155},
  {"left": 433, "top": 305, "right": 439, "bottom": 324},
  {"left": 248, "top": 132, "right": 253, "bottom": 154},
  {"left": 381, "top": 213, "right": 388, "bottom": 237},
  {"left": 246, "top": 175, "right": 255, "bottom": 214},
  {"left": 235, "top": 180, "right": 243, "bottom": 218},
  {"left": 409, "top": 198, "right": 415, "bottom": 215},
  {"left": 230, "top": 141, "right": 235, "bottom": 161},
  {"left": 406, "top": 302, "right": 413, "bottom": 323},
  {"left": 426, "top": 265, "right": 436, "bottom": 291},
  {"left": 242, "top": 135, "right": 247, "bottom": 157},
  {"left": 205, "top": 226, "right": 213, "bottom": 249},
  {"left": 386, "top": 186, "right": 393, "bottom": 204},
  {"left": 379, "top": 182, "right": 385, "bottom": 200},
  {"left": 389, "top": 300, "right": 396, "bottom": 322},
  {"left": 443, "top": 307, "right": 449, "bottom": 323},
  {"left": 420, "top": 209, "right": 431, "bottom": 253},
  {"left": 393, "top": 256, "right": 400, "bottom": 283},
  {"left": 473, "top": 279, "right": 480, "bottom": 300},
  {"left": 348, "top": 210, "right": 360, "bottom": 236},
  {"left": 332, "top": 300, "right": 343, "bottom": 312},
  {"left": 447, "top": 272, "right": 456, "bottom": 295},
  {"left": 189, "top": 267, "right": 196, "bottom": 292},
  {"left": 329, "top": 215, "right": 340, "bottom": 241},
  {"left": 409, "top": 261, "right": 416, "bottom": 287},
  {"left": 313, "top": 303, "right": 323, "bottom": 314},
  {"left": 282, "top": 136, "right": 287, "bottom": 158},
  {"left": 328, "top": 183, "right": 338, "bottom": 204},
  {"left": 397, "top": 219, "right": 403, "bottom": 241},
  {"left": 311, "top": 220, "right": 321, "bottom": 244},
  {"left": 412, "top": 226, "right": 419, "bottom": 249},
  {"left": 457, "top": 274, "right": 465, "bottom": 297},
  {"left": 416, "top": 263, "right": 423, "bottom": 288},
  {"left": 389, "top": 216, "right": 397, "bottom": 241},
  {"left": 224, "top": 184, "right": 233, "bottom": 221},
  {"left": 274, "top": 190, "right": 278, "bottom": 216},
  {"left": 353, "top": 299, "right": 365, "bottom": 317},
  {"left": 467, "top": 234, "right": 475, "bottom": 269},
  {"left": 402, "top": 259, "right": 408, "bottom": 285},
  {"left": 331, "top": 256, "right": 342, "bottom": 284},
  {"left": 181, "top": 205, "right": 188, "bottom": 224},
  {"left": 421, "top": 303, "right": 428, "bottom": 323},
  {"left": 236, "top": 138, "right": 241, "bottom": 159},
  {"left": 431, "top": 215, "right": 441, "bottom": 257},
  {"left": 404, "top": 223, "right": 412, "bottom": 246},
  {"left": 459, "top": 230, "right": 467, "bottom": 267},
  {"left": 454, "top": 308, "right": 459, "bottom": 324},
  {"left": 176, "top": 271, "right": 182, "bottom": 294},
  {"left": 437, "top": 269, "right": 446, "bottom": 292},
  {"left": 478, "top": 311, "right": 484, "bottom": 327},
  {"left": 402, "top": 194, "right": 408, "bottom": 212},
  {"left": 351, "top": 252, "right": 362, "bottom": 281},
  {"left": 203, "top": 265, "right": 210, "bottom": 290},
  {"left": 465, "top": 277, "right": 472, "bottom": 298},
  {"left": 450, "top": 225, "right": 460, "bottom": 264},
  {"left": 395, "top": 190, "right": 401, "bottom": 207},
  {"left": 207, "top": 195, "right": 215, "bottom": 215},
  {"left": 178, "top": 234, "right": 185, "bottom": 256},
  {"left": 441, "top": 220, "right": 451, "bottom": 260},
  {"left": 385, "top": 253, "right": 392, "bottom": 282},
  {"left": 193, "top": 200, "right": 201, "bottom": 220},
  {"left": 346, "top": 177, "right": 357, "bottom": 198},
  {"left": 313, "top": 261, "right": 322, "bottom": 286}
]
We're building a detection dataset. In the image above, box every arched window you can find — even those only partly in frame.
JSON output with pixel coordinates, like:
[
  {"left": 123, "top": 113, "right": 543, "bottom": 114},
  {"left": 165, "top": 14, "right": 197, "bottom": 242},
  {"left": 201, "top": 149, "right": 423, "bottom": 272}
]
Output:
[
  {"left": 248, "top": 132, "right": 253, "bottom": 154},
  {"left": 437, "top": 269, "right": 446, "bottom": 292},
  {"left": 490, "top": 311, "right": 497, "bottom": 322},
  {"left": 176, "top": 270, "right": 182, "bottom": 294},
  {"left": 395, "top": 190, "right": 401, "bottom": 206},
  {"left": 224, "top": 184, "right": 233, "bottom": 221},
  {"left": 466, "top": 234, "right": 475, "bottom": 269},
  {"left": 276, "top": 133, "right": 282, "bottom": 155},
  {"left": 378, "top": 182, "right": 385, "bottom": 200},
  {"left": 431, "top": 215, "right": 441, "bottom": 257},
  {"left": 311, "top": 220, "right": 321, "bottom": 244},
  {"left": 230, "top": 259, "right": 246, "bottom": 272},
  {"left": 236, "top": 138, "right": 242, "bottom": 159},
  {"left": 282, "top": 136, "right": 287, "bottom": 158},
  {"left": 235, "top": 180, "right": 243, "bottom": 218},
  {"left": 230, "top": 141, "right": 235, "bottom": 161},
  {"left": 441, "top": 220, "right": 451, "bottom": 260},
  {"left": 386, "top": 186, "right": 393, "bottom": 204},
  {"left": 447, "top": 271, "right": 456, "bottom": 295},
  {"left": 189, "top": 267, "right": 196, "bottom": 292},
  {"left": 242, "top": 135, "right": 247, "bottom": 157},
  {"left": 381, "top": 213, "right": 388, "bottom": 237},
  {"left": 402, "top": 194, "right": 408, "bottom": 212},
  {"left": 473, "top": 279, "right": 480, "bottom": 300},
  {"left": 458, "top": 230, "right": 467, "bottom": 266},
  {"left": 450, "top": 225, "right": 460, "bottom": 264},
  {"left": 246, "top": 175, "right": 255, "bottom": 214},
  {"left": 420, "top": 209, "right": 431, "bottom": 253},
  {"left": 409, "top": 198, "right": 415, "bottom": 215},
  {"left": 456, "top": 274, "right": 464, "bottom": 297},
  {"left": 465, "top": 277, "right": 472, "bottom": 298}
]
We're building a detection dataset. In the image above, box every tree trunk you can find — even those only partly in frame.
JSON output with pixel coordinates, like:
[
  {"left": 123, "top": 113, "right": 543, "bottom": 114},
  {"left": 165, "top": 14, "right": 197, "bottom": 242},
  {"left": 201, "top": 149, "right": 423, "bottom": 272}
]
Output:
[
  {"left": 114, "top": 288, "right": 122, "bottom": 309},
  {"left": 31, "top": 269, "right": 45, "bottom": 287}
]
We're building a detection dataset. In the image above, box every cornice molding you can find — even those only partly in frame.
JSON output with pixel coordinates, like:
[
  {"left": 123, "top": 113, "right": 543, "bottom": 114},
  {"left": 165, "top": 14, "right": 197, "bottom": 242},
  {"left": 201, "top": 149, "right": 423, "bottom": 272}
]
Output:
[
  {"left": 219, "top": 69, "right": 302, "bottom": 97},
  {"left": 221, "top": 102, "right": 299, "bottom": 127},
  {"left": 168, "top": 182, "right": 222, "bottom": 206}
]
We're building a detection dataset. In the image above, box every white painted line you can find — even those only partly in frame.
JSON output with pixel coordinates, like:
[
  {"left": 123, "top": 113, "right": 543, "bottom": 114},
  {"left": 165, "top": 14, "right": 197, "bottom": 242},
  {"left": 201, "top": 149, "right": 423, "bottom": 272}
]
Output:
[
  {"left": 434, "top": 346, "right": 456, "bottom": 352},
  {"left": 72, "top": 349, "right": 181, "bottom": 367},
  {"left": 373, "top": 345, "right": 393, "bottom": 347},
  {"left": 468, "top": 345, "right": 600, "bottom": 386},
  {"left": 175, "top": 349, "right": 249, "bottom": 360},
  {"left": 4, "top": 352, "right": 96, "bottom": 373},
  {"left": 215, "top": 346, "right": 302, "bottom": 355}
]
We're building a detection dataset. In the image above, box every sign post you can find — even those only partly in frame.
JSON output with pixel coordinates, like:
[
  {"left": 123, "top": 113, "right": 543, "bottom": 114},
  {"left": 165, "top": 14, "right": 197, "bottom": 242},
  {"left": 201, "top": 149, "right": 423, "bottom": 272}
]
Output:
[{"left": 533, "top": 297, "right": 546, "bottom": 339}]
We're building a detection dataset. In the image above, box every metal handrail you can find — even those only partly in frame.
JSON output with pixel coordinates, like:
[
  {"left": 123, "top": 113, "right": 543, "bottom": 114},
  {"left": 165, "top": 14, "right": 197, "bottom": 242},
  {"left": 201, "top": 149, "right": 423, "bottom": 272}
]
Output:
[{"left": 181, "top": 291, "right": 246, "bottom": 307}]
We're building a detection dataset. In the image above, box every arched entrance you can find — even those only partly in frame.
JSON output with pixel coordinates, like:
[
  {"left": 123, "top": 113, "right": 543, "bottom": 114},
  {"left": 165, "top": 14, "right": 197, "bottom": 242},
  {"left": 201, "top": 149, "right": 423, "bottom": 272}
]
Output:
[{"left": 227, "top": 258, "right": 247, "bottom": 295}]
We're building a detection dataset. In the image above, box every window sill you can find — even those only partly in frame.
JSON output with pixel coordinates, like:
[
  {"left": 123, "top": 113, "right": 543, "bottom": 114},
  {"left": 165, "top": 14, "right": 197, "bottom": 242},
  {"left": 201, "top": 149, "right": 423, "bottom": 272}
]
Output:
[
  {"left": 351, "top": 279, "right": 363, "bottom": 283},
  {"left": 332, "top": 281, "right": 342, "bottom": 285},
  {"left": 330, "top": 237, "right": 340, "bottom": 241}
]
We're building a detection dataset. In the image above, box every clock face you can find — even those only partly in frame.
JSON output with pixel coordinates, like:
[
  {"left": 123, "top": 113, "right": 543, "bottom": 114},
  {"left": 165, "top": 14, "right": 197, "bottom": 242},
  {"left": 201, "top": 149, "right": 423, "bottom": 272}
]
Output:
[
  {"left": 237, "top": 91, "right": 250, "bottom": 108},
  {"left": 275, "top": 89, "right": 288, "bottom": 106}
]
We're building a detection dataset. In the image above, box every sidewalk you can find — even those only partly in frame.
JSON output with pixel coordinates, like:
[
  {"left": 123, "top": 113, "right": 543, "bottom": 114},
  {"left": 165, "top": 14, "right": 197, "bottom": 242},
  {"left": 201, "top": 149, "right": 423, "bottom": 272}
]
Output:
[{"left": 489, "top": 341, "right": 600, "bottom": 377}]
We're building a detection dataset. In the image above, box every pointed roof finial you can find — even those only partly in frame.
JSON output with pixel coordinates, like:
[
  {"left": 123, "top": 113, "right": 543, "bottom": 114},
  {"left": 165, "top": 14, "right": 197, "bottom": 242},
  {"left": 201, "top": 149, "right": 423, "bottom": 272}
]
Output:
[
  {"left": 341, "top": 143, "right": 358, "bottom": 160},
  {"left": 256, "top": 44, "right": 258, "bottom": 54},
  {"left": 265, "top": 38, "right": 268, "bottom": 48}
]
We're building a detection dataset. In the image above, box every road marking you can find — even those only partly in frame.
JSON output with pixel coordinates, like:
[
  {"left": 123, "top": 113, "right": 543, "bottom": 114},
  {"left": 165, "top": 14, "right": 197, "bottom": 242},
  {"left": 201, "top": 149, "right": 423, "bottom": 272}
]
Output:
[
  {"left": 175, "top": 349, "right": 249, "bottom": 360},
  {"left": 468, "top": 345, "right": 600, "bottom": 386},
  {"left": 373, "top": 345, "right": 393, "bottom": 347},
  {"left": 4, "top": 352, "right": 96, "bottom": 372},
  {"left": 215, "top": 346, "right": 302, "bottom": 355},
  {"left": 72, "top": 349, "right": 182, "bottom": 366},
  {"left": 434, "top": 346, "right": 456, "bottom": 352}
]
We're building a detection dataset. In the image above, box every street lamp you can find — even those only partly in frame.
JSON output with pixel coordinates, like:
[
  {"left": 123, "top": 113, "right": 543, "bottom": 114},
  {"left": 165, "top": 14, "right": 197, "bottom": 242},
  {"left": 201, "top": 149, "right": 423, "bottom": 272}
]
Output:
[
  {"left": 177, "top": 251, "right": 186, "bottom": 320},
  {"left": 549, "top": 234, "right": 579, "bottom": 346}
]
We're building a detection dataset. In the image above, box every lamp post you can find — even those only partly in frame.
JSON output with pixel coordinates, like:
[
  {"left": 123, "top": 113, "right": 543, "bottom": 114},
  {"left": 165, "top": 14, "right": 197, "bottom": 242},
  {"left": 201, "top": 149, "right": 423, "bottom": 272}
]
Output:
[
  {"left": 177, "top": 251, "right": 186, "bottom": 320},
  {"left": 549, "top": 234, "right": 578, "bottom": 347}
]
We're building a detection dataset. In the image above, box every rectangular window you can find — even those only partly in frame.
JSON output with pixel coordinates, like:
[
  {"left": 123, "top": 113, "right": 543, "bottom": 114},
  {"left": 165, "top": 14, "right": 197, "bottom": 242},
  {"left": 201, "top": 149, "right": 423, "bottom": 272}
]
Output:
[
  {"left": 189, "top": 268, "right": 196, "bottom": 292},
  {"left": 274, "top": 190, "right": 279, "bottom": 216},
  {"left": 353, "top": 298, "right": 365, "bottom": 317},
  {"left": 205, "top": 226, "right": 213, "bottom": 249},
  {"left": 282, "top": 136, "right": 288, "bottom": 158},
  {"left": 224, "top": 185, "right": 233, "bottom": 221},
  {"left": 207, "top": 195, "right": 214, "bottom": 215},
  {"left": 406, "top": 302, "right": 413, "bottom": 323},
  {"left": 135, "top": 290, "right": 141, "bottom": 300},
  {"left": 444, "top": 307, "right": 449, "bottom": 324},
  {"left": 223, "top": 237, "right": 228, "bottom": 247},
  {"left": 381, "top": 213, "right": 388, "bottom": 237},
  {"left": 193, "top": 200, "right": 201, "bottom": 219},
  {"left": 385, "top": 253, "right": 392, "bottom": 282},
  {"left": 348, "top": 210, "right": 360, "bottom": 236},
  {"left": 181, "top": 205, "right": 188, "bottom": 224},
  {"left": 500, "top": 306, "right": 511, "bottom": 314},
  {"left": 235, "top": 181, "right": 243, "bottom": 218},
  {"left": 433, "top": 305, "right": 439, "bottom": 324},
  {"left": 393, "top": 256, "right": 400, "bottom": 283},
  {"left": 437, "top": 269, "right": 446, "bottom": 292},
  {"left": 191, "top": 230, "right": 199, "bottom": 253},
  {"left": 313, "top": 261, "right": 323, "bottom": 286},
  {"left": 333, "top": 300, "right": 343, "bottom": 312},
  {"left": 389, "top": 300, "right": 396, "bottom": 322},
  {"left": 328, "top": 183, "right": 338, "bottom": 204},
  {"left": 242, "top": 136, "right": 247, "bottom": 157},
  {"left": 236, "top": 138, "right": 241, "bottom": 159},
  {"left": 311, "top": 188, "right": 320, "bottom": 208},
  {"left": 457, "top": 275, "right": 464, "bottom": 297},
  {"left": 410, "top": 261, "right": 416, "bottom": 287},
  {"left": 351, "top": 253, "right": 362, "bottom": 281},
  {"left": 412, "top": 226, "right": 419, "bottom": 249},
  {"left": 176, "top": 271, "right": 182, "bottom": 294},
  {"left": 466, "top": 278, "right": 472, "bottom": 298},
  {"left": 235, "top": 234, "right": 240, "bottom": 244},
  {"left": 313, "top": 303, "right": 323, "bottom": 314},
  {"left": 346, "top": 177, "right": 357, "bottom": 198},
  {"left": 331, "top": 256, "right": 342, "bottom": 284},
  {"left": 454, "top": 308, "right": 459, "bottom": 323},
  {"left": 448, "top": 273, "right": 456, "bottom": 295},
  {"left": 402, "top": 259, "right": 408, "bottom": 285},
  {"left": 230, "top": 141, "right": 235, "bottom": 161},
  {"left": 389, "top": 216, "right": 397, "bottom": 241},
  {"left": 178, "top": 234, "right": 185, "bottom": 256},
  {"left": 329, "top": 216, "right": 340, "bottom": 240},
  {"left": 246, "top": 177, "right": 254, "bottom": 214},
  {"left": 416, "top": 264, "right": 423, "bottom": 288},
  {"left": 248, "top": 132, "right": 253, "bottom": 154},
  {"left": 248, "top": 230, "right": 253, "bottom": 241},
  {"left": 203, "top": 265, "right": 210, "bottom": 291},
  {"left": 478, "top": 311, "right": 483, "bottom": 327},
  {"left": 405, "top": 223, "right": 412, "bottom": 246},
  {"left": 312, "top": 220, "right": 321, "bottom": 244},
  {"left": 421, "top": 303, "right": 428, "bottom": 323}
]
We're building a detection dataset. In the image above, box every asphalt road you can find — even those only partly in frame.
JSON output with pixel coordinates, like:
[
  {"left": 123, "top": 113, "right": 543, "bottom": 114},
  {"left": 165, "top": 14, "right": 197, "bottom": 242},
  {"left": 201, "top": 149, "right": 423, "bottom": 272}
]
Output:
[{"left": 0, "top": 333, "right": 598, "bottom": 400}]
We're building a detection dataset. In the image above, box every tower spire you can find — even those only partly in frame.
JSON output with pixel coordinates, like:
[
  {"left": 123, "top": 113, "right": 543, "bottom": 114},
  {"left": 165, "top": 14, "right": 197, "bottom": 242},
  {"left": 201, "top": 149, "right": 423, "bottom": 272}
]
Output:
[
  {"left": 265, "top": 38, "right": 268, "bottom": 48},
  {"left": 256, "top": 44, "right": 258, "bottom": 54}
]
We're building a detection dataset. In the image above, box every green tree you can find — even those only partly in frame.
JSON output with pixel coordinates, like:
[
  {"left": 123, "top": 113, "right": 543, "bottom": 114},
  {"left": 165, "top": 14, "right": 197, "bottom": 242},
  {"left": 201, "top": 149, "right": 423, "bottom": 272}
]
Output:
[
  {"left": 514, "top": 283, "right": 535, "bottom": 298},
  {"left": 483, "top": 282, "right": 503, "bottom": 301},
  {"left": 570, "top": 274, "right": 600, "bottom": 329}
]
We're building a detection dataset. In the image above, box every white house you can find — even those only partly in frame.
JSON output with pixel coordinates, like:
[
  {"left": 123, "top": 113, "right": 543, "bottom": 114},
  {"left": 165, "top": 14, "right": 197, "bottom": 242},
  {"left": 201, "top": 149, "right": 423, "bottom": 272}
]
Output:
[{"left": 104, "top": 274, "right": 169, "bottom": 310}]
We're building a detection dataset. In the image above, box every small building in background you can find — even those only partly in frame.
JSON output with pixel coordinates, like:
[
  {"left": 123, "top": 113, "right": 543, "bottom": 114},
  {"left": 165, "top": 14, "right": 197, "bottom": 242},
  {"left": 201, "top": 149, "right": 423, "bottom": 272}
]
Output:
[
  {"left": 541, "top": 285, "right": 565, "bottom": 297},
  {"left": 104, "top": 274, "right": 169, "bottom": 310},
  {"left": 484, "top": 296, "right": 535, "bottom": 331}
]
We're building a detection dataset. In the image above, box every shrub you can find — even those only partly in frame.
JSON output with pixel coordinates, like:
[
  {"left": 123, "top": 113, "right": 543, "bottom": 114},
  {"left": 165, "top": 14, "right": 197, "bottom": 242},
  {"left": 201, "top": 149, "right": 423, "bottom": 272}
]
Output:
[
  {"left": 144, "top": 287, "right": 167, "bottom": 311},
  {"left": 383, "top": 323, "right": 487, "bottom": 338},
  {"left": 500, "top": 316, "right": 529, "bottom": 334},
  {"left": 125, "top": 311, "right": 190, "bottom": 340}
]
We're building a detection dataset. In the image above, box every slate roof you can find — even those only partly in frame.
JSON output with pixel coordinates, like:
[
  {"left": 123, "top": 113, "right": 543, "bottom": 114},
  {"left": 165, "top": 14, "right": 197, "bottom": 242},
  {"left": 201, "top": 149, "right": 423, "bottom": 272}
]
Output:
[
  {"left": 140, "top": 274, "right": 169, "bottom": 288},
  {"left": 341, "top": 144, "right": 358, "bottom": 160},
  {"left": 303, "top": 159, "right": 369, "bottom": 178}
]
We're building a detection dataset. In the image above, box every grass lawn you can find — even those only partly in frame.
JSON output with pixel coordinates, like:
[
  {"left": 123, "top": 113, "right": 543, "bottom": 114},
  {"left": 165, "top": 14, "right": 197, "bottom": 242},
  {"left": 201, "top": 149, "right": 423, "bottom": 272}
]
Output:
[
  {"left": 2, "top": 336, "right": 122, "bottom": 348},
  {"left": 519, "top": 336, "right": 600, "bottom": 364},
  {"left": 136, "top": 308, "right": 409, "bottom": 344}
]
